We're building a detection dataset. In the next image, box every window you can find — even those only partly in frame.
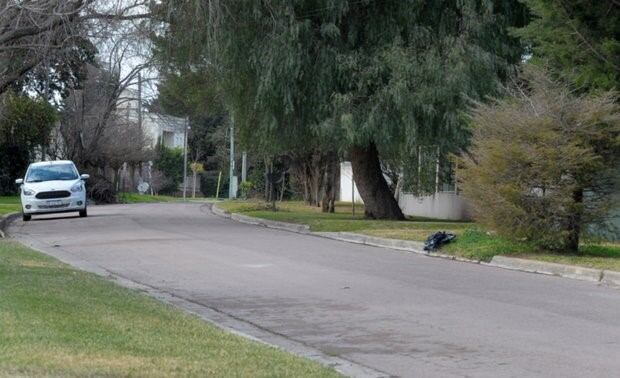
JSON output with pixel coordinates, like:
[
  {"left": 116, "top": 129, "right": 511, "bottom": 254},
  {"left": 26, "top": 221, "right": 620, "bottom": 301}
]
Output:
[{"left": 26, "top": 164, "right": 78, "bottom": 183}]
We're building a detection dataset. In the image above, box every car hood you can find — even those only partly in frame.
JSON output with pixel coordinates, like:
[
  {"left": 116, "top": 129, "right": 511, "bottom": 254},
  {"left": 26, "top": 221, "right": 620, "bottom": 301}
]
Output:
[{"left": 23, "top": 180, "right": 81, "bottom": 193}]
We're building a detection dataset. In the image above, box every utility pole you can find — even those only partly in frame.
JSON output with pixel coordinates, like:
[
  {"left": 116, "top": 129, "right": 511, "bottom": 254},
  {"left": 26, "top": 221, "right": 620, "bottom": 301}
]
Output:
[
  {"left": 182, "top": 118, "right": 190, "bottom": 200},
  {"left": 228, "top": 120, "right": 236, "bottom": 199}
]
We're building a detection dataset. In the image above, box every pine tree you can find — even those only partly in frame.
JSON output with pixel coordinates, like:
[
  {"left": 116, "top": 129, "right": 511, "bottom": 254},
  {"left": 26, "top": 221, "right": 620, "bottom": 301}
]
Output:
[{"left": 515, "top": 0, "right": 620, "bottom": 91}]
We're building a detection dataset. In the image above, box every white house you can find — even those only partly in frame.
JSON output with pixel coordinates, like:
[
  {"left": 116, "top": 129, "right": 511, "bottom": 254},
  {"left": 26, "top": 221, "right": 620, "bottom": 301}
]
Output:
[
  {"left": 339, "top": 160, "right": 472, "bottom": 221},
  {"left": 117, "top": 88, "right": 186, "bottom": 149}
]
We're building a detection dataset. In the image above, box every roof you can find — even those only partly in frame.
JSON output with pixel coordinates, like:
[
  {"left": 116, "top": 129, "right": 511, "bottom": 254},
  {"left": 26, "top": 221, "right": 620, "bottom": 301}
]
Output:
[{"left": 29, "top": 160, "right": 75, "bottom": 167}]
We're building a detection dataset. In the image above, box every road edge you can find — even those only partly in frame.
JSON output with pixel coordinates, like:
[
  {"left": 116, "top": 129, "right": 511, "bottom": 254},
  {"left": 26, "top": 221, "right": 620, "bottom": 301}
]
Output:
[
  {"left": 211, "top": 204, "right": 619, "bottom": 289},
  {"left": 10, "top": 231, "right": 387, "bottom": 378},
  {"left": 0, "top": 212, "right": 19, "bottom": 238}
]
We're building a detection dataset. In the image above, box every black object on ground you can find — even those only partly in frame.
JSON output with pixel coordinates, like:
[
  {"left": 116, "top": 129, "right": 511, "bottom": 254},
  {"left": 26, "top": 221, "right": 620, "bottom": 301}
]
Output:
[{"left": 423, "top": 231, "right": 456, "bottom": 251}]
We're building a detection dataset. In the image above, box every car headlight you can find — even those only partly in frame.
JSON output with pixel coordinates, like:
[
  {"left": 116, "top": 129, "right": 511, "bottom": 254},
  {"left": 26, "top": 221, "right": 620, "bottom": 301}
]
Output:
[
  {"left": 71, "top": 183, "right": 83, "bottom": 192},
  {"left": 22, "top": 188, "right": 35, "bottom": 196}
]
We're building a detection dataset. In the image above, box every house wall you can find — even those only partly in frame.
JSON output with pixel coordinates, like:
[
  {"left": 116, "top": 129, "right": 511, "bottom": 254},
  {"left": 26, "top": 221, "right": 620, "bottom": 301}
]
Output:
[
  {"left": 398, "top": 192, "right": 472, "bottom": 221},
  {"left": 339, "top": 162, "right": 363, "bottom": 203}
]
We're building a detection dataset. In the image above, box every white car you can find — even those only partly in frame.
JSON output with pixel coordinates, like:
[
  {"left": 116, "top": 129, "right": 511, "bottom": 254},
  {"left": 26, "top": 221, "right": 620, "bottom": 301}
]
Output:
[{"left": 15, "top": 160, "right": 89, "bottom": 221}]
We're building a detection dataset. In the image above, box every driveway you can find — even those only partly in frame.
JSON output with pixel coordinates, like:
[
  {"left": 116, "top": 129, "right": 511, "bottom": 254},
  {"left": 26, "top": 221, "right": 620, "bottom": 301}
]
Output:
[{"left": 8, "top": 203, "right": 620, "bottom": 378}]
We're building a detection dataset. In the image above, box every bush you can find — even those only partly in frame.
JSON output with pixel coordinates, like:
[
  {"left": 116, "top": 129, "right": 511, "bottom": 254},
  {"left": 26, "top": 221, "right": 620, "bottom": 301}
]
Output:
[
  {"left": 87, "top": 174, "right": 116, "bottom": 204},
  {"left": 461, "top": 69, "right": 620, "bottom": 252},
  {"left": 200, "top": 171, "right": 228, "bottom": 198},
  {"left": 239, "top": 181, "right": 254, "bottom": 199},
  {"left": 153, "top": 145, "right": 185, "bottom": 195}
]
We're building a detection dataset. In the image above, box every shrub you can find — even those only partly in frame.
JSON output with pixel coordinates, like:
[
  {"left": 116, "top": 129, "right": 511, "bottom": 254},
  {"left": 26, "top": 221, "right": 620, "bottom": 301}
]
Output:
[
  {"left": 239, "top": 181, "right": 254, "bottom": 199},
  {"left": 153, "top": 145, "right": 185, "bottom": 195},
  {"left": 461, "top": 69, "right": 620, "bottom": 252}
]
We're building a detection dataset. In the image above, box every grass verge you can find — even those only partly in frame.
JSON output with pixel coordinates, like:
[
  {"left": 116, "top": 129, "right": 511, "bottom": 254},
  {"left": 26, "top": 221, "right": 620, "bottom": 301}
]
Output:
[
  {"left": 117, "top": 192, "right": 181, "bottom": 204},
  {"left": 218, "top": 200, "right": 620, "bottom": 272},
  {"left": 0, "top": 196, "right": 20, "bottom": 216},
  {"left": 218, "top": 200, "right": 470, "bottom": 239},
  {"left": 0, "top": 240, "right": 339, "bottom": 377}
]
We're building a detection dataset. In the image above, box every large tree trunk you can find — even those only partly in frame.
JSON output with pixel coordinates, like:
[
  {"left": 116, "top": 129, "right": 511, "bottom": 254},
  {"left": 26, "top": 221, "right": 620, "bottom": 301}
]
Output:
[
  {"left": 350, "top": 143, "right": 405, "bottom": 220},
  {"left": 565, "top": 188, "right": 583, "bottom": 253},
  {"left": 321, "top": 152, "right": 339, "bottom": 213}
]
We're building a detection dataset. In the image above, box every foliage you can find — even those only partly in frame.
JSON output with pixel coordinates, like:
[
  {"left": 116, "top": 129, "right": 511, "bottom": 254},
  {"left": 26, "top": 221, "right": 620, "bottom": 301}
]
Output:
[
  {"left": 153, "top": 145, "right": 185, "bottom": 195},
  {"left": 190, "top": 162, "right": 204, "bottom": 174},
  {"left": 461, "top": 69, "right": 620, "bottom": 252},
  {"left": 515, "top": 0, "right": 620, "bottom": 92},
  {"left": 239, "top": 181, "right": 254, "bottom": 199},
  {"left": 0, "top": 92, "right": 56, "bottom": 195},
  {"left": 152, "top": 0, "right": 528, "bottom": 218}
]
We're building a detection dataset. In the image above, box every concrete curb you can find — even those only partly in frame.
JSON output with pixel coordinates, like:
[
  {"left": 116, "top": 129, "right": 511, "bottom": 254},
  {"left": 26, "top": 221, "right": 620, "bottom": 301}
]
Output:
[
  {"left": 211, "top": 204, "right": 620, "bottom": 289},
  {"left": 601, "top": 270, "right": 620, "bottom": 288},
  {"left": 489, "top": 256, "right": 603, "bottom": 283},
  {"left": 213, "top": 204, "right": 311, "bottom": 234},
  {"left": 0, "top": 212, "right": 20, "bottom": 238},
  {"left": 316, "top": 232, "right": 426, "bottom": 253},
  {"left": 17, "top": 235, "right": 385, "bottom": 378}
]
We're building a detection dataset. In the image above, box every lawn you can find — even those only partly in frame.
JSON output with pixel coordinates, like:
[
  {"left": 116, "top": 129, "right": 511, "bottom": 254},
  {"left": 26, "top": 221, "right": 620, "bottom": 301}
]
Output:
[
  {"left": 218, "top": 200, "right": 620, "bottom": 272},
  {"left": 0, "top": 196, "right": 20, "bottom": 215},
  {"left": 117, "top": 192, "right": 181, "bottom": 204},
  {"left": 0, "top": 240, "right": 339, "bottom": 377},
  {"left": 218, "top": 200, "right": 471, "bottom": 240}
]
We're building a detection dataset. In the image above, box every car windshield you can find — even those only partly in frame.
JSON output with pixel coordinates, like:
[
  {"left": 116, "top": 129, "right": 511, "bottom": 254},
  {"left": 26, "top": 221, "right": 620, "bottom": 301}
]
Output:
[{"left": 26, "top": 164, "right": 78, "bottom": 183}]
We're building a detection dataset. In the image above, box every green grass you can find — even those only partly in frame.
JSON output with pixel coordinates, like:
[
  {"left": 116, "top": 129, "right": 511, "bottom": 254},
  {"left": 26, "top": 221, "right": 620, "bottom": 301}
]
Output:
[
  {"left": 0, "top": 196, "right": 20, "bottom": 215},
  {"left": 218, "top": 200, "right": 470, "bottom": 240},
  {"left": 442, "top": 229, "right": 620, "bottom": 271},
  {"left": 0, "top": 240, "right": 339, "bottom": 377},
  {"left": 117, "top": 193, "right": 182, "bottom": 204},
  {"left": 219, "top": 200, "right": 620, "bottom": 272}
]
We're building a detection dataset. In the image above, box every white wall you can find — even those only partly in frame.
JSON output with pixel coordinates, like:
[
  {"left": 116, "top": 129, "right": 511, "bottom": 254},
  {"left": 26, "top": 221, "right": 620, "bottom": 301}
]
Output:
[
  {"left": 339, "top": 162, "right": 364, "bottom": 203},
  {"left": 398, "top": 192, "right": 472, "bottom": 221}
]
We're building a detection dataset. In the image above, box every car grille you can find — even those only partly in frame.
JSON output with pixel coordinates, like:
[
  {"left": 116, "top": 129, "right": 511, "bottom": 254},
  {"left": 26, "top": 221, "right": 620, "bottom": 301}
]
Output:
[
  {"left": 38, "top": 203, "right": 70, "bottom": 209},
  {"left": 35, "top": 190, "right": 71, "bottom": 199}
]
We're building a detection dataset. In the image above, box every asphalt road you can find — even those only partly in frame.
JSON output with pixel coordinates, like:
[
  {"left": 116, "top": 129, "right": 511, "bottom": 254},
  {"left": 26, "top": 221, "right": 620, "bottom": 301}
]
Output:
[{"left": 8, "top": 203, "right": 620, "bottom": 378}]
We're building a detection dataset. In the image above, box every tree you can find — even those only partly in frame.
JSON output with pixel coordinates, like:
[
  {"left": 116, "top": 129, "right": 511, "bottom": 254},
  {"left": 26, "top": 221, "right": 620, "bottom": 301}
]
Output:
[
  {"left": 0, "top": 0, "right": 152, "bottom": 96},
  {"left": 461, "top": 69, "right": 620, "bottom": 252},
  {"left": 0, "top": 92, "right": 56, "bottom": 194},
  {"left": 515, "top": 0, "right": 620, "bottom": 92},
  {"left": 153, "top": 0, "right": 527, "bottom": 219}
]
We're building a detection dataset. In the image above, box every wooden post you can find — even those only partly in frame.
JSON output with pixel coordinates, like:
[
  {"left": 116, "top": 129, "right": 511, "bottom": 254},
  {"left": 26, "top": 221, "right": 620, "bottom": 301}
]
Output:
[
  {"left": 215, "top": 171, "right": 222, "bottom": 200},
  {"left": 435, "top": 146, "right": 440, "bottom": 194}
]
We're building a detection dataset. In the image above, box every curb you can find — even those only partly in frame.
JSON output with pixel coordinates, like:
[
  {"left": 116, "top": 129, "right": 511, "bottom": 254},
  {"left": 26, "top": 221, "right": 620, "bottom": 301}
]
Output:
[
  {"left": 17, "top": 235, "right": 386, "bottom": 378},
  {"left": 0, "top": 212, "right": 20, "bottom": 238},
  {"left": 211, "top": 204, "right": 620, "bottom": 289},
  {"left": 601, "top": 270, "right": 620, "bottom": 288},
  {"left": 489, "top": 256, "right": 602, "bottom": 283},
  {"left": 213, "top": 204, "right": 310, "bottom": 234},
  {"left": 316, "top": 232, "right": 426, "bottom": 253}
]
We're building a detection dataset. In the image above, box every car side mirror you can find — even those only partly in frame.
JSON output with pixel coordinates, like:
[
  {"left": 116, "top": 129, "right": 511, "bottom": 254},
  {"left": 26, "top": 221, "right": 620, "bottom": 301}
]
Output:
[
  {"left": 80, "top": 174, "right": 90, "bottom": 180},
  {"left": 15, "top": 178, "right": 23, "bottom": 185}
]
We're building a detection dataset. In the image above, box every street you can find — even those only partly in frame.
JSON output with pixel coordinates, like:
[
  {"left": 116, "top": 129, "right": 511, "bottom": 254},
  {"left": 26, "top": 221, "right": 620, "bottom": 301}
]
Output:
[{"left": 8, "top": 202, "right": 620, "bottom": 378}]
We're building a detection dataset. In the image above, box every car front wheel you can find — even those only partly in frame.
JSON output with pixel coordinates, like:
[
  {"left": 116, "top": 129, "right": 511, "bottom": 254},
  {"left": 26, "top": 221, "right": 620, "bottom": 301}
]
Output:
[
  {"left": 79, "top": 208, "right": 87, "bottom": 218},
  {"left": 23, "top": 213, "right": 31, "bottom": 222}
]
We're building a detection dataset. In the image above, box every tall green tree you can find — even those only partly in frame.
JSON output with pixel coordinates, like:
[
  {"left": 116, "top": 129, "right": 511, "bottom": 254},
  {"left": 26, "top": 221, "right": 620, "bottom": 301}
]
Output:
[
  {"left": 515, "top": 0, "right": 620, "bottom": 92},
  {"left": 0, "top": 92, "right": 56, "bottom": 194},
  {"left": 153, "top": 0, "right": 526, "bottom": 218}
]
